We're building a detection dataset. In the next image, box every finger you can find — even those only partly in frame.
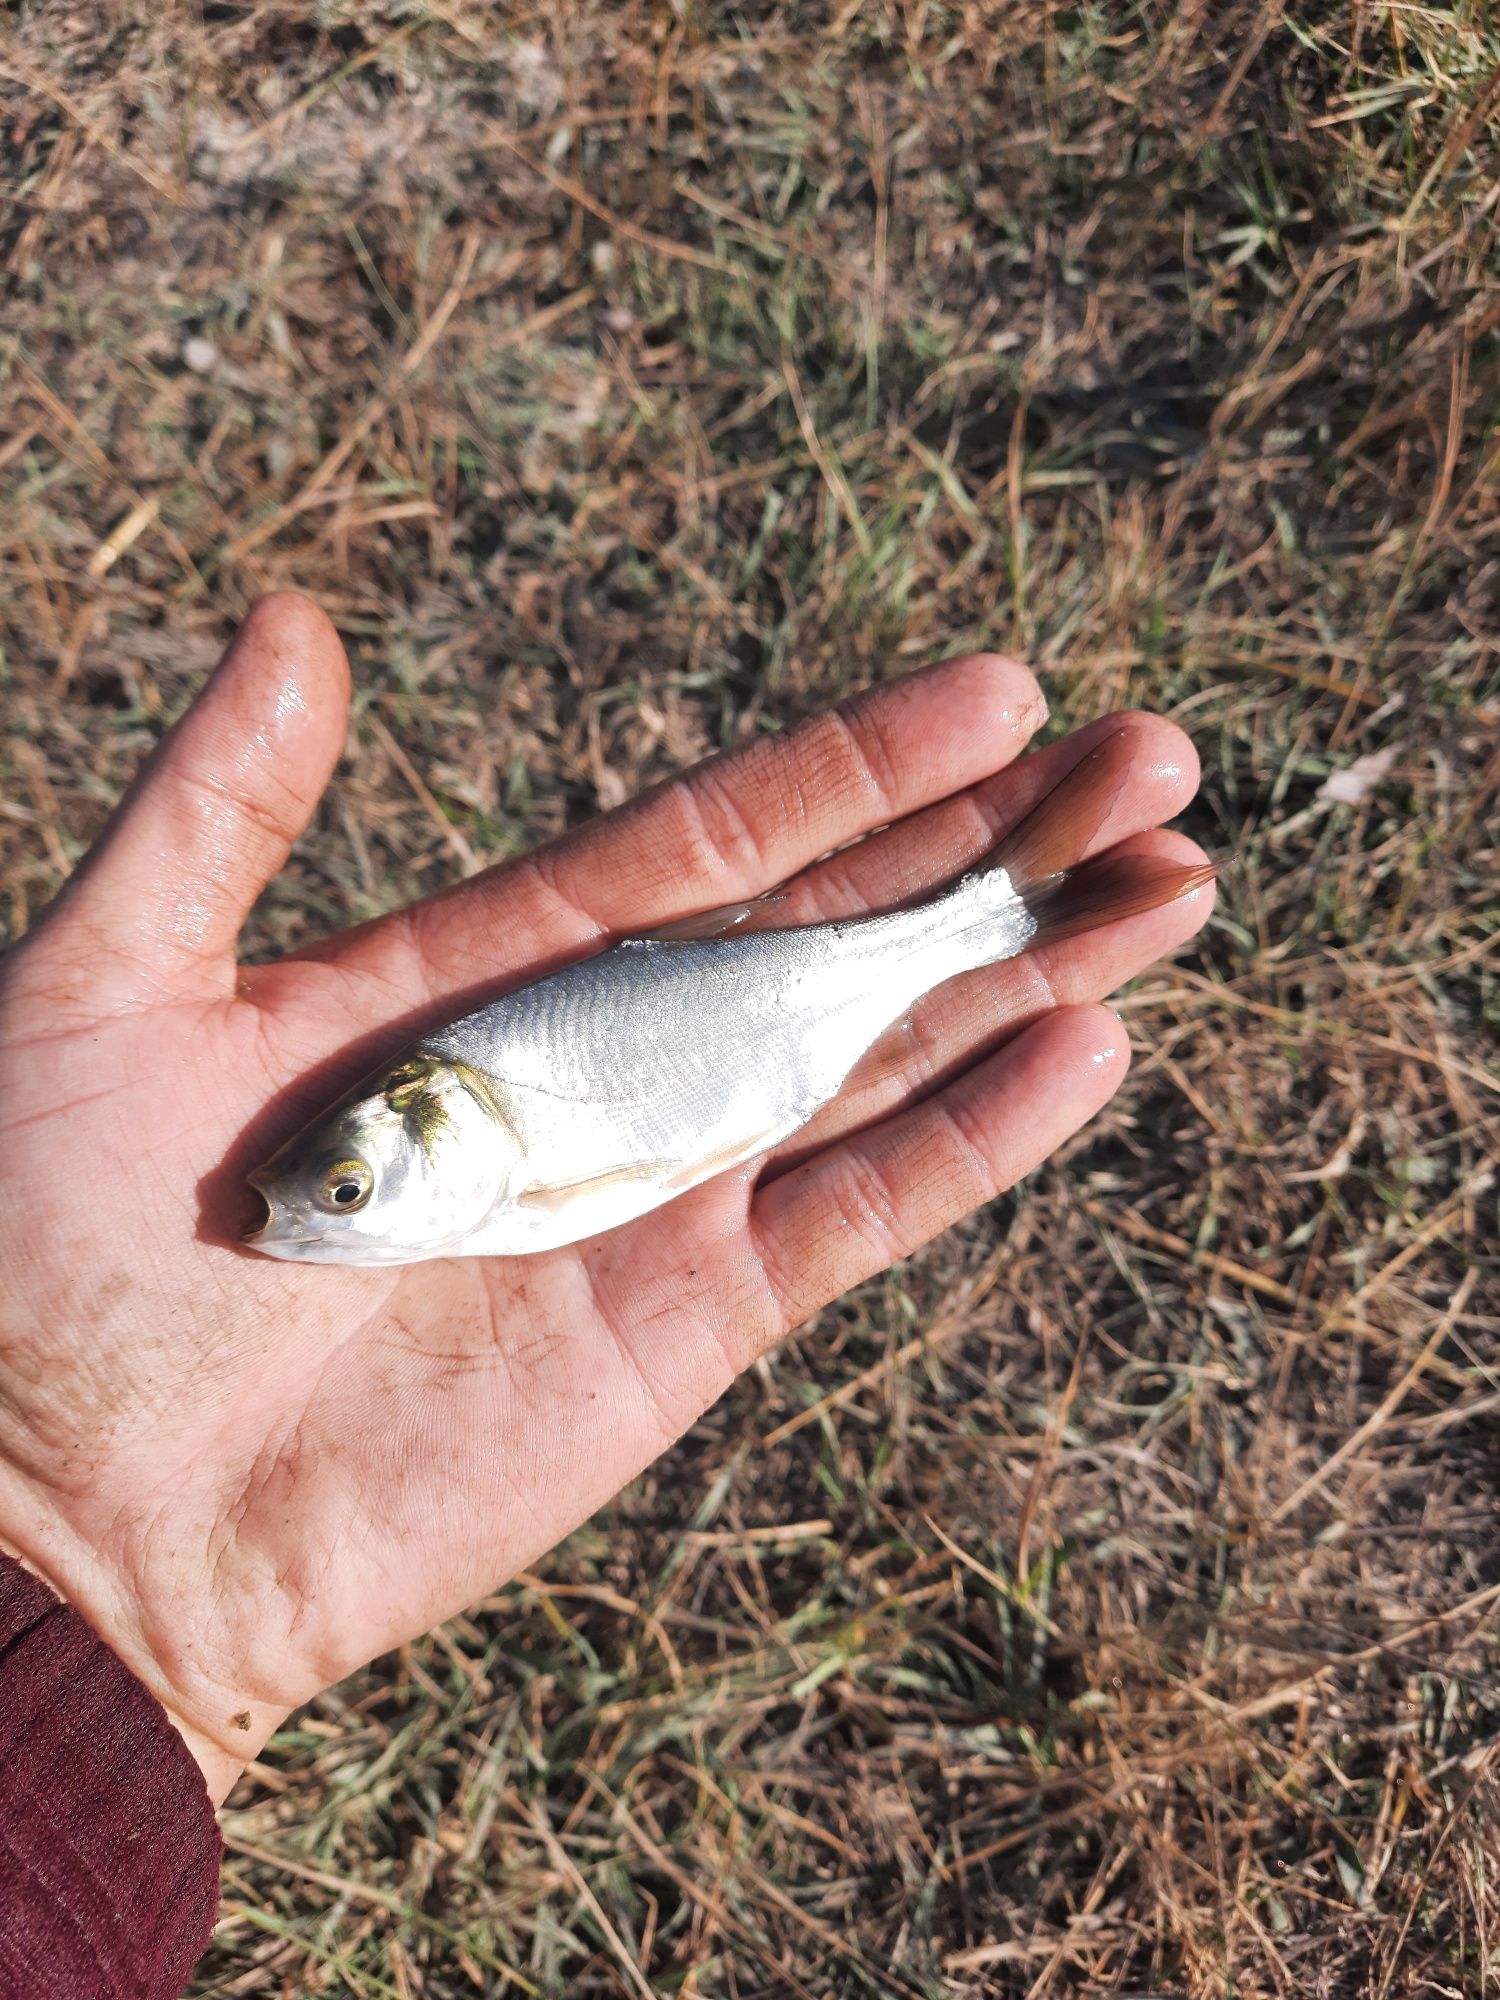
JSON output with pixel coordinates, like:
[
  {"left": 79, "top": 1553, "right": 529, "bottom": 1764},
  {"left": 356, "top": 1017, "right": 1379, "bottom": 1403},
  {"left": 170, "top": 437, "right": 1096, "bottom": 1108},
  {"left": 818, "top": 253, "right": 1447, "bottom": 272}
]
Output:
[
  {"left": 777, "top": 826, "right": 1213, "bottom": 1166},
  {"left": 750, "top": 1003, "right": 1130, "bottom": 1334},
  {"left": 21, "top": 595, "right": 350, "bottom": 1014},
  {"left": 298, "top": 651, "right": 1048, "bottom": 1008}
]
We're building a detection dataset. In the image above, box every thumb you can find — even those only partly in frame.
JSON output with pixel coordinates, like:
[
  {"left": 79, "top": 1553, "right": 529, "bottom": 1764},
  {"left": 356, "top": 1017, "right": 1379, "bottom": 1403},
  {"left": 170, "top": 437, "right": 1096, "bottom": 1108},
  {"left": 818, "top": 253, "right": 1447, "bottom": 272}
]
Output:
[{"left": 21, "top": 593, "right": 350, "bottom": 1016}]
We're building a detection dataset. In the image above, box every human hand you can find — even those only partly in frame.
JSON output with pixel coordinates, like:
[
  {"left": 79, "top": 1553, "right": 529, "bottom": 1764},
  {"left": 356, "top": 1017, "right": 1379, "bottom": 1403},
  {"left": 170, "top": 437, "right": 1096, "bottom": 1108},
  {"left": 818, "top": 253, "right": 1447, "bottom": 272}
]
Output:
[{"left": 0, "top": 595, "right": 1212, "bottom": 1802}]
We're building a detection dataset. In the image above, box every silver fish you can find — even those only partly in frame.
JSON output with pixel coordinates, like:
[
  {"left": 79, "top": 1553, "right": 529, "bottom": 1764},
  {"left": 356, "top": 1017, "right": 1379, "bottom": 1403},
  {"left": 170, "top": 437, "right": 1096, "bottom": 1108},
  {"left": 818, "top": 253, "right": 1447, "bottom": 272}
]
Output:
[{"left": 244, "top": 730, "right": 1211, "bottom": 1265}]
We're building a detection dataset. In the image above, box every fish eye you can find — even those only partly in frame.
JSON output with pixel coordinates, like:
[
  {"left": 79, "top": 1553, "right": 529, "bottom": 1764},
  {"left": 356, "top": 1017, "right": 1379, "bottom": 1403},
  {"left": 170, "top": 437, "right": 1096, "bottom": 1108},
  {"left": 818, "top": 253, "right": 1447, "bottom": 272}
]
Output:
[{"left": 316, "top": 1158, "right": 373, "bottom": 1214}]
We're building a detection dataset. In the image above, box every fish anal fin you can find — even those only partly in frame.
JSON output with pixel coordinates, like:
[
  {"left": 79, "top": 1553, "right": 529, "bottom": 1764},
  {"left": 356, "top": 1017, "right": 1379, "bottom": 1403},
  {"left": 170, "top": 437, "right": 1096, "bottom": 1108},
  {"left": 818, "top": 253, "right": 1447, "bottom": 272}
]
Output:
[{"left": 836, "top": 1016, "right": 928, "bottom": 1099}]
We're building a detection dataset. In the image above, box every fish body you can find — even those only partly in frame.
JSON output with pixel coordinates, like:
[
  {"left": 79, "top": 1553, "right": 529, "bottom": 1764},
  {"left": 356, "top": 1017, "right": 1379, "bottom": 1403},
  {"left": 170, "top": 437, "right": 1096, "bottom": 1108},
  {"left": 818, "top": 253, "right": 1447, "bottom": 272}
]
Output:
[
  {"left": 422, "top": 867, "right": 1034, "bottom": 1256},
  {"left": 245, "top": 732, "right": 1211, "bottom": 1266}
]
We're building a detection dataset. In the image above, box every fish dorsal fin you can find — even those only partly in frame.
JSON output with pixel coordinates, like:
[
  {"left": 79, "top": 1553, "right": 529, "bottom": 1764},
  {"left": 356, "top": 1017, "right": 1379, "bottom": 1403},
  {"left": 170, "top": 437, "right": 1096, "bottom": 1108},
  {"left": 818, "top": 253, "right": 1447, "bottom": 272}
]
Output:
[{"left": 631, "top": 891, "right": 790, "bottom": 943}]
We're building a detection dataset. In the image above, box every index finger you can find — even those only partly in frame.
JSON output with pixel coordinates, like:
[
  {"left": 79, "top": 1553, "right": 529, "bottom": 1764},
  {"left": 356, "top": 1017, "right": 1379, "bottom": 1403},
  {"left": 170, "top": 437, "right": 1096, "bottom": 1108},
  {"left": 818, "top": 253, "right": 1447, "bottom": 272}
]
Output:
[{"left": 275, "top": 651, "right": 1048, "bottom": 1015}]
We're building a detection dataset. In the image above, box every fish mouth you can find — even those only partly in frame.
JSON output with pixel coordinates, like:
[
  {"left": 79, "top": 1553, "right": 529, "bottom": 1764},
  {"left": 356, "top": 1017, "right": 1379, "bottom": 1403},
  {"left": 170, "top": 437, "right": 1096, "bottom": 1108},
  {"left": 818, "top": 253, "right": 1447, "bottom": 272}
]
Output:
[
  {"left": 241, "top": 1181, "right": 274, "bottom": 1243},
  {"left": 240, "top": 1171, "right": 325, "bottom": 1256}
]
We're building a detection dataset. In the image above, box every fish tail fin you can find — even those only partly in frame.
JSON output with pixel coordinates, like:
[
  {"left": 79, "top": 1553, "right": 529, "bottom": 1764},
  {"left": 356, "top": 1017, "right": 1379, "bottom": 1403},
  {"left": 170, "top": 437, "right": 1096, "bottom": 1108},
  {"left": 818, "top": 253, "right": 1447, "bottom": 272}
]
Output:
[
  {"left": 951, "top": 727, "right": 1214, "bottom": 955},
  {"left": 1020, "top": 849, "right": 1217, "bottom": 952},
  {"left": 982, "top": 726, "right": 1137, "bottom": 891}
]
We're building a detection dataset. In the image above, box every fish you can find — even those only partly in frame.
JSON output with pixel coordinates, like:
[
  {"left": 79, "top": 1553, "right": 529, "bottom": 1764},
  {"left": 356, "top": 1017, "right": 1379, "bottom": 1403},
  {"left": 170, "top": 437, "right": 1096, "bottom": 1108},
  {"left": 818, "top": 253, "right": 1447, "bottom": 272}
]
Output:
[{"left": 243, "top": 728, "right": 1212, "bottom": 1265}]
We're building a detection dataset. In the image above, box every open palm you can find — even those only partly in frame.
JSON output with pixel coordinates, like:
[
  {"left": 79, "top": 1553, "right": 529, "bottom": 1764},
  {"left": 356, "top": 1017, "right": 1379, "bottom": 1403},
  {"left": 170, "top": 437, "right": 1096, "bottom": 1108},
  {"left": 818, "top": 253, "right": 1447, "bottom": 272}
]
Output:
[{"left": 0, "top": 596, "right": 1211, "bottom": 1800}]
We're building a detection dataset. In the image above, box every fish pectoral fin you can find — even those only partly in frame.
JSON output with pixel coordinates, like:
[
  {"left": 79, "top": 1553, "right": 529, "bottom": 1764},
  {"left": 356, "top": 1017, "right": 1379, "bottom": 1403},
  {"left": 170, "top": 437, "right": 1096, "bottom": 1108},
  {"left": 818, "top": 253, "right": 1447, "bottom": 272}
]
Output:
[
  {"left": 516, "top": 1159, "right": 679, "bottom": 1214},
  {"left": 517, "top": 1126, "right": 792, "bottom": 1217},
  {"left": 664, "top": 1120, "right": 792, "bottom": 1190}
]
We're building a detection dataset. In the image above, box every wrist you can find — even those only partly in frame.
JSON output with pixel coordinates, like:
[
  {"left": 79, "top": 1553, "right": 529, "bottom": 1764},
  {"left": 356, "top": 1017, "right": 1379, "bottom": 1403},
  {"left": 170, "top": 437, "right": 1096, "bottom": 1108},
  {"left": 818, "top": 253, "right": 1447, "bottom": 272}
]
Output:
[
  {"left": 0, "top": 1517, "right": 267, "bottom": 1806},
  {"left": 0, "top": 1542, "right": 226, "bottom": 1989}
]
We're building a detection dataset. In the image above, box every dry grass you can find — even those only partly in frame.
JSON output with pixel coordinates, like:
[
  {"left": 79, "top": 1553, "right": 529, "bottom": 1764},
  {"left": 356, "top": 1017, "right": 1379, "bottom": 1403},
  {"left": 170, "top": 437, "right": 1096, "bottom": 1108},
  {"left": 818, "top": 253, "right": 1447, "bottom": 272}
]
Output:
[{"left": 3, "top": 1, "right": 1499, "bottom": 1993}]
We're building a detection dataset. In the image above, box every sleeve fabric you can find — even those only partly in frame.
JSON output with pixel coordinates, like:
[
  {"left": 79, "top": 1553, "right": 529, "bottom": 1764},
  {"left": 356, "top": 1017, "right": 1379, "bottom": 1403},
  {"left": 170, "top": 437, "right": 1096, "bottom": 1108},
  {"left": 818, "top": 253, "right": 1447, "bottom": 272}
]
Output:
[{"left": 0, "top": 1551, "right": 221, "bottom": 1999}]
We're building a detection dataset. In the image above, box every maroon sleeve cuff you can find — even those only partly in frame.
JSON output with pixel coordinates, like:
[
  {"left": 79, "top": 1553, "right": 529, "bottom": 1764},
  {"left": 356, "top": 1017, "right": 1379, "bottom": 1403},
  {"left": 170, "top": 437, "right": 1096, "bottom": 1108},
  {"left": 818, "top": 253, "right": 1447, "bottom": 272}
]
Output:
[{"left": 0, "top": 1552, "right": 221, "bottom": 1999}]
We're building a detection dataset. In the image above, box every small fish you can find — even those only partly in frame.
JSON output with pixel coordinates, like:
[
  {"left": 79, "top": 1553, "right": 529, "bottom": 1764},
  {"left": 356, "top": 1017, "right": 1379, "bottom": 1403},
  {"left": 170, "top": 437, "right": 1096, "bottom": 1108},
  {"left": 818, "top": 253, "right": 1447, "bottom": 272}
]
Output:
[{"left": 244, "top": 730, "right": 1212, "bottom": 1265}]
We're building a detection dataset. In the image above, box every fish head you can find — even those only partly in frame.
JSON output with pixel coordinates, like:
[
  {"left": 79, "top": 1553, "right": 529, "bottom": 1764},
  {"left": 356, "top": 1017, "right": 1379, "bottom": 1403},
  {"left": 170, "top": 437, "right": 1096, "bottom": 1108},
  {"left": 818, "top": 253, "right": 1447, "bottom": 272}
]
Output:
[{"left": 243, "top": 1052, "right": 516, "bottom": 1265}]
